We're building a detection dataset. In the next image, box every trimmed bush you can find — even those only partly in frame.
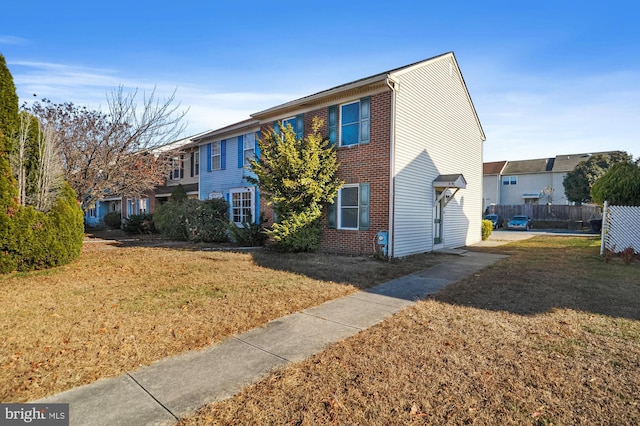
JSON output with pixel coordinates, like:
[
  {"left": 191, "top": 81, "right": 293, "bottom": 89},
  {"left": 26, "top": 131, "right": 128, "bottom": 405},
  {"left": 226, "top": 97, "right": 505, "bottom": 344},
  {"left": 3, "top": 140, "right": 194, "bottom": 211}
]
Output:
[
  {"left": 153, "top": 198, "right": 230, "bottom": 243},
  {"left": 122, "top": 213, "right": 156, "bottom": 234},
  {"left": 269, "top": 214, "right": 322, "bottom": 252},
  {"left": 228, "top": 216, "right": 268, "bottom": 247},
  {"left": 103, "top": 211, "right": 122, "bottom": 229},
  {"left": 482, "top": 219, "right": 493, "bottom": 241},
  {"left": 0, "top": 182, "right": 84, "bottom": 273},
  {"left": 187, "top": 198, "right": 230, "bottom": 243}
]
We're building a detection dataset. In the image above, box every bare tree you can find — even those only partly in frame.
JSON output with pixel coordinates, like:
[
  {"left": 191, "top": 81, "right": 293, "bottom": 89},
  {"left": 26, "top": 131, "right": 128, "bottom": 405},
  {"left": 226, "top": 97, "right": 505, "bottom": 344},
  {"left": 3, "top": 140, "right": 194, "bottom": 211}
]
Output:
[
  {"left": 27, "top": 86, "right": 187, "bottom": 212},
  {"left": 31, "top": 122, "right": 63, "bottom": 212},
  {"left": 10, "top": 112, "right": 30, "bottom": 206}
]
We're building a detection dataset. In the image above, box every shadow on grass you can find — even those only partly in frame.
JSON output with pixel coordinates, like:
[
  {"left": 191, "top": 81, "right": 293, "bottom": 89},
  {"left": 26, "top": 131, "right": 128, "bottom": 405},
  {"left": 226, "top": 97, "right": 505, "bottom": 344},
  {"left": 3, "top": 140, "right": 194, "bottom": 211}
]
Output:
[
  {"left": 435, "top": 238, "right": 640, "bottom": 321},
  {"left": 85, "top": 228, "right": 453, "bottom": 291}
]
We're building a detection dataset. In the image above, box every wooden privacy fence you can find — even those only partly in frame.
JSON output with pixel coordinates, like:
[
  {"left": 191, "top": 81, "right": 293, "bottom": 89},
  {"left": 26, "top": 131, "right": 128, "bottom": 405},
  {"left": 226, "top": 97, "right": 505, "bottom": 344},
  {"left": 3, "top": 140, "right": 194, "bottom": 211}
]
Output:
[
  {"left": 601, "top": 202, "right": 640, "bottom": 254},
  {"left": 486, "top": 204, "right": 602, "bottom": 223}
]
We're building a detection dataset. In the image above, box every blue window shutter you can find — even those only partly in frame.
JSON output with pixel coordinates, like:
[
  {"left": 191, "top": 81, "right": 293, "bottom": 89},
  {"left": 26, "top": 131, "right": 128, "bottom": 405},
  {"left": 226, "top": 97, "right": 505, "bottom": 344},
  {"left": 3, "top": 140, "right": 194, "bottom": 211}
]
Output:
[
  {"left": 327, "top": 200, "right": 337, "bottom": 229},
  {"left": 273, "top": 121, "right": 280, "bottom": 136},
  {"left": 359, "top": 183, "right": 370, "bottom": 230},
  {"left": 206, "top": 143, "right": 212, "bottom": 172},
  {"left": 221, "top": 139, "right": 226, "bottom": 170},
  {"left": 255, "top": 131, "right": 261, "bottom": 159},
  {"left": 328, "top": 106, "right": 337, "bottom": 146},
  {"left": 237, "top": 136, "right": 244, "bottom": 168},
  {"left": 360, "top": 97, "right": 370, "bottom": 145},
  {"left": 296, "top": 114, "right": 304, "bottom": 140}
]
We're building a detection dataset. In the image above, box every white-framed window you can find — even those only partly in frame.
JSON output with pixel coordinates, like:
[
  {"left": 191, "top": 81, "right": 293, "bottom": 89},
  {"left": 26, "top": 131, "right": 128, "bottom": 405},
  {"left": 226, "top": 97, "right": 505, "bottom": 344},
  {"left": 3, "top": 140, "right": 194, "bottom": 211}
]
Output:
[
  {"left": 170, "top": 155, "right": 183, "bottom": 180},
  {"left": 191, "top": 151, "right": 199, "bottom": 177},
  {"left": 329, "top": 183, "right": 370, "bottom": 230},
  {"left": 88, "top": 206, "right": 97, "bottom": 218},
  {"left": 230, "top": 187, "right": 255, "bottom": 225},
  {"left": 338, "top": 184, "right": 360, "bottom": 229},
  {"left": 243, "top": 134, "right": 255, "bottom": 167},
  {"left": 211, "top": 141, "right": 222, "bottom": 170},
  {"left": 282, "top": 116, "right": 296, "bottom": 132},
  {"left": 502, "top": 176, "right": 518, "bottom": 185},
  {"left": 339, "top": 98, "right": 370, "bottom": 146},
  {"left": 139, "top": 198, "right": 148, "bottom": 214}
]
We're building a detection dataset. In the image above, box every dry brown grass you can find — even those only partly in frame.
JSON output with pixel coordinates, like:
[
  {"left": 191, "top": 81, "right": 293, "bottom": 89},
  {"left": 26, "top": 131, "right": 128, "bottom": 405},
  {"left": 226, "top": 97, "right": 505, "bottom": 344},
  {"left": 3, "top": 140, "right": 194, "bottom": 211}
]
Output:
[
  {"left": 0, "top": 235, "right": 447, "bottom": 403},
  {"left": 179, "top": 237, "right": 640, "bottom": 426}
]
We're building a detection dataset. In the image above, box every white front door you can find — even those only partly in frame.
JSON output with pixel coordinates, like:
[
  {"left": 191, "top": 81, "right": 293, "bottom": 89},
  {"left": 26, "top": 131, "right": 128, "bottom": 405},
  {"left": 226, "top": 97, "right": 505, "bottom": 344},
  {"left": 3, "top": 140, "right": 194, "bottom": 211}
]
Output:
[{"left": 433, "top": 190, "right": 444, "bottom": 250}]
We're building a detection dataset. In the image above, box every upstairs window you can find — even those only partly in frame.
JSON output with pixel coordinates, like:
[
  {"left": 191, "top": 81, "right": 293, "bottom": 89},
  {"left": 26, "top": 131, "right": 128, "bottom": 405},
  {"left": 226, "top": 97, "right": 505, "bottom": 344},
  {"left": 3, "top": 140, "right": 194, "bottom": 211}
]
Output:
[
  {"left": 277, "top": 114, "right": 304, "bottom": 140},
  {"left": 170, "top": 155, "right": 184, "bottom": 180},
  {"left": 502, "top": 176, "right": 518, "bottom": 185},
  {"left": 190, "top": 151, "right": 199, "bottom": 177},
  {"left": 332, "top": 97, "right": 370, "bottom": 146},
  {"left": 206, "top": 140, "right": 226, "bottom": 171},
  {"left": 211, "top": 141, "right": 222, "bottom": 170},
  {"left": 243, "top": 134, "right": 255, "bottom": 167}
]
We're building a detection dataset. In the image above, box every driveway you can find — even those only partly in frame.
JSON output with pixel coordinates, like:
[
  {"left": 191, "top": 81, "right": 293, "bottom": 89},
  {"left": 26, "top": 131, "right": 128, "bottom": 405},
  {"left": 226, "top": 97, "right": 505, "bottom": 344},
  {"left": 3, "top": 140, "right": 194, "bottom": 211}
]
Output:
[{"left": 473, "top": 228, "right": 596, "bottom": 247}]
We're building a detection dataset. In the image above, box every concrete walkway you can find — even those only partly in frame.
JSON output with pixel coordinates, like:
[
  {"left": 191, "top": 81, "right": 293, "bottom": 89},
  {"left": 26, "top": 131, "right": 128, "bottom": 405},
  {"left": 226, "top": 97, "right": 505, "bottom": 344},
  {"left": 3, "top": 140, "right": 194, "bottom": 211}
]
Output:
[{"left": 37, "top": 250, "right": 507, "bottom": 426}]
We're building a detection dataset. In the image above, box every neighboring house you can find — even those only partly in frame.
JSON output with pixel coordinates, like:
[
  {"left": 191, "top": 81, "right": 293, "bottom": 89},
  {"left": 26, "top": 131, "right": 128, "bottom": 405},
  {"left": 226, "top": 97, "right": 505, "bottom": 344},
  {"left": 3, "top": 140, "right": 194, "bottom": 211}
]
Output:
[
  {"left": 83, "top": 132, "right": 208, "bottom": 226},
  {"left": 190, "top": 119, "right": 262, "bottom": 226},
  {"left": 483, "top": 161, "right": 507, "bottom": 210},
  {"left": 150, "top": 147, "right": 201, "bottom": 211},
  {"left": 244, "top": 51, "right": 485, "bottom": 257},
  {"left": 484, "top": 151, "right": 621, "bottom": 206}
]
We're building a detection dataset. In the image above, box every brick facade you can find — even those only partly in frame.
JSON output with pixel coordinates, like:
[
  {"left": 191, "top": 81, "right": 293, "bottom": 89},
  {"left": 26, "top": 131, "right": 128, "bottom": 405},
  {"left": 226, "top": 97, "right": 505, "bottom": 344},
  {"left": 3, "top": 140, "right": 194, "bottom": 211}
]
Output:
[{"left": 259, "top": 91, "right": 392, "bottom": 256}]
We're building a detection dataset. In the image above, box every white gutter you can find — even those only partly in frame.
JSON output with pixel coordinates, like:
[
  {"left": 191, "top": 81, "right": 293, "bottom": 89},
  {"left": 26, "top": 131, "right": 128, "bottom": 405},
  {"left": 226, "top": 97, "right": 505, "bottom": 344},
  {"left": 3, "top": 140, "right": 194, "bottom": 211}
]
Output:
[{"left": 386, "top": 76, "right": 398, "bottom": 259}]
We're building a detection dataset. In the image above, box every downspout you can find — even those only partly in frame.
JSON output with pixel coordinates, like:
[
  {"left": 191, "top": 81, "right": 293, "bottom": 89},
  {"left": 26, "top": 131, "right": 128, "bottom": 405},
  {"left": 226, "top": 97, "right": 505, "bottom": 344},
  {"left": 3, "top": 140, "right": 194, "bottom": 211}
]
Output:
[{"left": 386, "top": 76, "right": 398, "bottom": 259}]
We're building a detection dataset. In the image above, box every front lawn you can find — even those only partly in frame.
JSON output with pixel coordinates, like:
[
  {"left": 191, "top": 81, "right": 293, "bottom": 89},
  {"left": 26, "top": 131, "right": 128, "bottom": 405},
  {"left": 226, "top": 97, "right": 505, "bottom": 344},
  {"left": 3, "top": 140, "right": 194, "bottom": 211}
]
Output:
[
  {"left": 178, "top": 236, "right": 640, "bottom": 425},
  {"left": 0, "top": 238, "right": 447, "bottom": 402}
]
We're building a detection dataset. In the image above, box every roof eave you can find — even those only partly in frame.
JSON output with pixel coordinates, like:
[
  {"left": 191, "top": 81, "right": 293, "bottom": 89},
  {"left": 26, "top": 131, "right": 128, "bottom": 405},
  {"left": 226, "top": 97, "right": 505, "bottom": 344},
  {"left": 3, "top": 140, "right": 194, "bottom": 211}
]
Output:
[{"left": 251, "top": 74, "right": 390, "bottom": 121}]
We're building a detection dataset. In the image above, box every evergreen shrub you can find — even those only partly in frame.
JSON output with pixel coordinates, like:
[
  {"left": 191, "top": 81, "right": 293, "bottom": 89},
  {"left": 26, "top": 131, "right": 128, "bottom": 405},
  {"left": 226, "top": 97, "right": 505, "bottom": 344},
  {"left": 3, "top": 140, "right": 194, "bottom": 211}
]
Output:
[
  {"left": 154, "top": 198, "right": 230, "bottom": 242},
  {"left": 228, "top": 216, "right": 268, "bottom": 247},
  {"left": 103, "top": 211, "right": 122, "bottom": 229},
  {"left": 0, "top": 182, "right": 84, "bottom": 273},
  {"left": 482, "top": 219, "right": 493, "bottom": 241},
  {"left": 122, "top": 213, "right": 156, "bottom": 234}
]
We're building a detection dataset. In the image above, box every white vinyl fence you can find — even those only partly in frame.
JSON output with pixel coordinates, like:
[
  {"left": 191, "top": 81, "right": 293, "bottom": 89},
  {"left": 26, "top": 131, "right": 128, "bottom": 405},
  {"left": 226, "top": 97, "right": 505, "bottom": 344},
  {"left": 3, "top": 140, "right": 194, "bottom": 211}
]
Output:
[{"left": 601, "top": 201, "right": 640, "bottom": 255}]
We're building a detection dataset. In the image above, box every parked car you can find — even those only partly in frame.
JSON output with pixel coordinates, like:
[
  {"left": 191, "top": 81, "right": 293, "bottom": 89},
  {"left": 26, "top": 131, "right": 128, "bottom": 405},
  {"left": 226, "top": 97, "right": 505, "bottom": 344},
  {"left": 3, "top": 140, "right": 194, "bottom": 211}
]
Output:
[
  {"left": 483, "top": 214, "right": 503, "bottom": 229},
  {"left": 507, "top": 215, "right": 533, "bottom": 231}
]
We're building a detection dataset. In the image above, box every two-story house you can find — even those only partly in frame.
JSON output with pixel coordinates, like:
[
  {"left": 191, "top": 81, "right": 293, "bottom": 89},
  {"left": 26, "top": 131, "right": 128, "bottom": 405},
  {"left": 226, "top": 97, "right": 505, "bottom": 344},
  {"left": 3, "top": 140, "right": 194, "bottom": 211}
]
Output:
[
  {"left": 189, "top": 119, "right": 262, "bottom": 226},
  {"left": 195, "top": 52, "right": 485, "bottom": 257},
  {"left": 484, "top": 151, "right": 622, "bottom": 206},
  {"left": 84, "top": 132, "right": 207, "bottom": 226}
]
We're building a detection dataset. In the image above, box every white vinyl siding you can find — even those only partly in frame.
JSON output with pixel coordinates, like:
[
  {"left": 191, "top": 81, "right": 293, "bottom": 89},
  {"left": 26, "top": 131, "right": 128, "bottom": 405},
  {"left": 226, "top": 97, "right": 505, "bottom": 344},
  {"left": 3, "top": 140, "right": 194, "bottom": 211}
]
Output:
[{"left": 392, "top": 55, "right": 484, "bottom": 257}]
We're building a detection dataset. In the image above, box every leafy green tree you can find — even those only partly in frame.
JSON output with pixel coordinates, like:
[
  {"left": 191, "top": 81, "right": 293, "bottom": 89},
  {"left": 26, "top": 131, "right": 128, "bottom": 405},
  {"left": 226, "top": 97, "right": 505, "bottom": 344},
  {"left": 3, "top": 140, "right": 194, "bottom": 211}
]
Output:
[
  {"left": 248, "top": 117, "right": 343, "bottom": 252},
  {"left": 591, "top": 162, "right": 640, "bottom": 206},
  {"left": 563, "top": 152, "right": 632, "bottom": 204}
]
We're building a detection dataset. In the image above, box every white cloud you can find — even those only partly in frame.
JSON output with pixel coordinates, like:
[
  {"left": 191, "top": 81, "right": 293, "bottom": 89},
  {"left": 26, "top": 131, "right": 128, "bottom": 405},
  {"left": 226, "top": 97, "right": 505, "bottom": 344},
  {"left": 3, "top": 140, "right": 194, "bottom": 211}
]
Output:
[{"left": 0, "top": 35, "right": 28, "bottom": 45}]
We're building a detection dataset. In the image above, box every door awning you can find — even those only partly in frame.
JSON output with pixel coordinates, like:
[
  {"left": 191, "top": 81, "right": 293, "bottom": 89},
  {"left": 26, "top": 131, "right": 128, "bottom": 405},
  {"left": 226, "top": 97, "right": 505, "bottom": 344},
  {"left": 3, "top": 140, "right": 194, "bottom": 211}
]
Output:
[
  {"left": 432, "top": 174, "right": 466, "bottom": 207},
  {"left": 522, "top": 193, "right": 541, "bottom": 199},
  {"left": 432, "top": 174, "right": 467, "bottom": 189}
]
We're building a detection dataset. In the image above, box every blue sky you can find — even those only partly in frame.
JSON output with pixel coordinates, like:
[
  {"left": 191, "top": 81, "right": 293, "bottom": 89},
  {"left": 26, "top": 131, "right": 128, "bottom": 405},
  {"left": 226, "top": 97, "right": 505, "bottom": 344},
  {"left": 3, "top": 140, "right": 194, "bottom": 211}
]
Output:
[{"left": 1, "top": 1, "right": 638, "bottom": 162}]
